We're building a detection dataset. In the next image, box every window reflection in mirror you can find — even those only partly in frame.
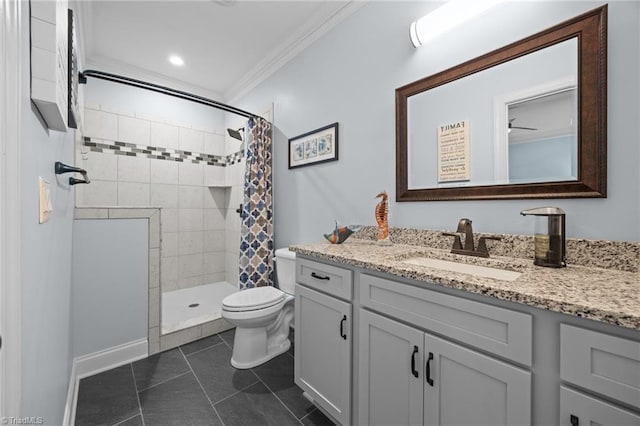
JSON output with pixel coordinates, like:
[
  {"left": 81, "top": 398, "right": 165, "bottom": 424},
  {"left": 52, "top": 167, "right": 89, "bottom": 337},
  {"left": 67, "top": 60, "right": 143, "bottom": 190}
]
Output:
[{"left": 508, "top": 89, "right": 578, "bottom": 184}]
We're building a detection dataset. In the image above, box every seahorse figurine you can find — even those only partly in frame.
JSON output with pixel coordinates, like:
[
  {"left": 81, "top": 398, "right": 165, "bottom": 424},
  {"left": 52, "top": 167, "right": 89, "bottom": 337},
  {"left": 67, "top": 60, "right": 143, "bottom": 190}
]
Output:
[{"left": 375, "top": 191, "right": 391, "bottom": 245}]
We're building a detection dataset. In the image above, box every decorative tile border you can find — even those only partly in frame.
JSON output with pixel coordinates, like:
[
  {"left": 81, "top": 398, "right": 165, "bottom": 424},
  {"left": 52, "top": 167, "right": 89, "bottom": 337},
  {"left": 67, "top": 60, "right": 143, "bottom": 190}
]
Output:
[{"left": 82, "top": 136, "right": 243, "bottom": 167}]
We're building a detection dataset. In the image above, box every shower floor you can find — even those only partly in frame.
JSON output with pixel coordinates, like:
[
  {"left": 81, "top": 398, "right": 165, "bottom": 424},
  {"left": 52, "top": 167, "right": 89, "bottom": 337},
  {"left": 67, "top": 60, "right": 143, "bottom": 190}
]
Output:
[{"left": 162, "top": 281, "right": 237, "bottom": 334}]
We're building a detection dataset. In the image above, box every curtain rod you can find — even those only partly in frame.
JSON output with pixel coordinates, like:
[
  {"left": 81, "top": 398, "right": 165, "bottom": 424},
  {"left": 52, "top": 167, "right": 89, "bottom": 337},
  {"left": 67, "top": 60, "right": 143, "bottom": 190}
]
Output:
[{"left": 79, "top": 69, "right": 257, "bottom": 119}]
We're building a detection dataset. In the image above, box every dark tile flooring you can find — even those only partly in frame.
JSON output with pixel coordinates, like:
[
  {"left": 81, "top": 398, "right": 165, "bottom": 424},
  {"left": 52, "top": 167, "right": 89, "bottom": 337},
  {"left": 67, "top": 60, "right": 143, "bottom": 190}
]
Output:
[{"left": 75, "top": 329, "right": 335, "bottom": 426}]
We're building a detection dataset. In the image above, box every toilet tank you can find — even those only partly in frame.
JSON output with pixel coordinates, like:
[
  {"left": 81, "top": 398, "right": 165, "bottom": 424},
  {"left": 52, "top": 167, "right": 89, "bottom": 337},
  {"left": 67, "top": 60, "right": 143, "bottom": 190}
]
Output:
[{"left": 275, "top": 248, "right": 296, "bottom": 295}]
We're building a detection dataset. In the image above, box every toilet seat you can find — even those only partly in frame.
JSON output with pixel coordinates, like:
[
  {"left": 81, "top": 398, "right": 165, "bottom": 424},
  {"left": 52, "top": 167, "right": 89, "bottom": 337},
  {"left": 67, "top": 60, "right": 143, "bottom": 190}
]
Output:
[{"left": 222, "top": 286, "right": 285, "bottom": 312}]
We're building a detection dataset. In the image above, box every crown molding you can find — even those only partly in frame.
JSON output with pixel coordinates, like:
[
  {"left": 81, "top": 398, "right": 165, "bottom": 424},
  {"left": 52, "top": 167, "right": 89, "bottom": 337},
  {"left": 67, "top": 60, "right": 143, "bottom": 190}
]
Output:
[
  {"left": 84, "top": 55, "right": 224, "bottom": 102},
  {"left": 226, "top": 0, "right": 367, "bottom": 103}
]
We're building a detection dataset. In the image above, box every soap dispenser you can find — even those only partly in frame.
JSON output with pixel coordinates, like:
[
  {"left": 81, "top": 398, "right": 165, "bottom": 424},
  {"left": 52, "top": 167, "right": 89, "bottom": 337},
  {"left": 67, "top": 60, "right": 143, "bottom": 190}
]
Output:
[{"left": 520, "top": 207, "right": 566, "bottom": 268}]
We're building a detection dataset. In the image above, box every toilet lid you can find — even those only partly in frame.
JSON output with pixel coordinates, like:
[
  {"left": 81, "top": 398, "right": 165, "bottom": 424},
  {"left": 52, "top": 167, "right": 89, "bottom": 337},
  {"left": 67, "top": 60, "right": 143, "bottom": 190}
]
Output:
[{"left": 222, "top": 286, "right": 285, "bottom": 311}]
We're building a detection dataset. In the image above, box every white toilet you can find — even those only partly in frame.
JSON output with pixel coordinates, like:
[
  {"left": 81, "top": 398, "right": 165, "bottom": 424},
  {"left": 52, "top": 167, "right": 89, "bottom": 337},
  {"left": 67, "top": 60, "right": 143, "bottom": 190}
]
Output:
[{"left": 221, "top": 247, "right": 296, "bottom": 369}]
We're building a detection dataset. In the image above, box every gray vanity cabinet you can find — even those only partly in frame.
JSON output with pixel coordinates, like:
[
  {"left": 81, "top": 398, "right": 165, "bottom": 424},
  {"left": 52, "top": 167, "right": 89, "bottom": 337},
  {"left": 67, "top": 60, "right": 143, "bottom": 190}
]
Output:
[
  {"left": 358, "top": 309, "right": 423, "bottom": 426},
  {"left": 560, "top": 386, "right": 640, "bottom": 426},
  {"left": 559, "top": 324, "right": 640, "bottom": 425},
  {"left": 294, "top": 259, "right": 353, "bottom": 426},
  {"left": 359, "top": 308, "right": 531, "bottom": 426},
  {"left": 423, "top": 333, "right": 531, "bottom": 426}
]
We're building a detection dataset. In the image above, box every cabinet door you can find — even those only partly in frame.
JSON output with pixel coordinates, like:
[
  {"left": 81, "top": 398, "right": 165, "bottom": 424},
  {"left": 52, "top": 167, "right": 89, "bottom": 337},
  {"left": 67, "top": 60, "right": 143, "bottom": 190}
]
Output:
[
  {"left": 295, "top": 284, "right": 351, "bottom": 425},
  {"left": 359, "top": 309, "right": 424, "bottom": 426},
  {"left": 423, "top": 333, "right": 531, "bottom": 426},
  {"left": 560, "top": 386, "right": 640, "bottom": 426}
]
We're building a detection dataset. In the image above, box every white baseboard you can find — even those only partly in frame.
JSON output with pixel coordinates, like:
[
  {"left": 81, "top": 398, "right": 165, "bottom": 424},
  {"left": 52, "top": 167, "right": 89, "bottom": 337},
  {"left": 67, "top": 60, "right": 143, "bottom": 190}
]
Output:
[{"left": 63, "top": 339, "right": 148, "bottom": 426}]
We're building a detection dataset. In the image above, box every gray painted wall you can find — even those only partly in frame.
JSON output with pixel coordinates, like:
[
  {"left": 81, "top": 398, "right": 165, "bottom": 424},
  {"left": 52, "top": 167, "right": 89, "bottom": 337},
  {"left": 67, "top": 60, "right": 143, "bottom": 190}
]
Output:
[
  {"left": 234, "top": 1, "right": 639, "bottom": 246},
  {"left": 18, "top": 1, "right": 76, "bottom": 423},
  {"left": 72, "top": 219, "right": 148, "bottom": 357}
]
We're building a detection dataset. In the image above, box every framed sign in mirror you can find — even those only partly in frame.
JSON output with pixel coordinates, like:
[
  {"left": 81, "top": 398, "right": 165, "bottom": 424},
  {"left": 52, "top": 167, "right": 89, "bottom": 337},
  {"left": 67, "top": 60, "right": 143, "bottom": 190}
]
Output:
[{"left": 396, "top": 5, "right": 607, "bottom": 201}]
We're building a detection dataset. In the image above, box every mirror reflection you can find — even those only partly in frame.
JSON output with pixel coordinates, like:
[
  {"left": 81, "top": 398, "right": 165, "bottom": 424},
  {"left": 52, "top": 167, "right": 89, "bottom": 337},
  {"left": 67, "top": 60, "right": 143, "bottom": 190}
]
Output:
[
  {"left": 407, "top": 38, "right": 577, "bottom": 189},
  {"left": 507, "top": 88, "right": 577, "bottom": 184},
  {"left": 396, "top": 5, "right": 607, "bottom": 201}
]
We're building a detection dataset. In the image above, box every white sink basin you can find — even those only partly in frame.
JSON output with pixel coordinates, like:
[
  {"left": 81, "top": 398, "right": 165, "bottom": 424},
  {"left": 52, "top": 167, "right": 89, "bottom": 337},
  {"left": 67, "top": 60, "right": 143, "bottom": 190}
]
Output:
[{"left": 401, "top": 257, "right": 522, "bottom": 282}]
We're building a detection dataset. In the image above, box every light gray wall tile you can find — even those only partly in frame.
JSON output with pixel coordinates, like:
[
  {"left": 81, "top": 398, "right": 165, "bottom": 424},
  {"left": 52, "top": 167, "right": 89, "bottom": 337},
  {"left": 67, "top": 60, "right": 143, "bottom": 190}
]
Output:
[
  {"left": 203, "top": 132, "right": 226, "bottom": 156},
  {"left": 179, "top": 185, "right": 204, "bottom": 209},
  {"left": 202, "top": 318, "right": 234, "bottom": 336},
  {"left": 161, "top": 232, "right": 178, "bottom": 258},
  {"left": 159, "top": 326, "right": 202, "bottom": 352},
  {"left": 149, "top": 248, "right": 160, "bottom": 289},
  {"left": 204, "top": 252, "right": 226, "bottom": 274},
  {"left": 149, "top": 212, "right": 160, "bottom": 249},
  {"left": 224, "top": 228, "right": 239, "bottom": 254},
  {"left": 179, "top": 253, "right": 204, "bottom": 278},
  {"left": 204, "top": 208, "right": 226, "bottom": 231},
  {"left": 151, "top": 121, "right": 179, "bottom": 150},
  {"left": 179, "top": 127, "right": 204, "bottom": 153},
  {"left": 150, "top": 159, "right": 179, "bottom": 185},
  {"left": 107, "top": 208, "right": 157, "bottom": 219},
  {"left": 150, "top": 184, "right": 179, "bottom": 208},
  {"left": 204, "top": 165, "right": 225, "bottom": 186},
  {"left": 84, "top": 150, "right": 117, "bottom": 181},
  {"left": 74, "top": 208, "right": 109, "bottom": 219},
  {"left": 118, "top": 115, "right": 150, "bottom": 145},
  {"left": 178, "top": 231, "right": 204, "bottom": 255},
  {"left": 81, "top": 180, "right": 118, "bottom": 206},
  {"left": 161, "top": 208, "right": 179, "bottom": 233},
  {"left": 117, "top": 155, "right": 150, "bottom": 183},
  {"left": 162, "top": 279, "right": 178, "bottom": 292},
  {"left": 84, "top": 108, "right": 118, "bottom": 140},
  {"left": 229, "top": 185, "right": 244, "bottom": 208},
  {"left": 179, "top": 208, "right": 203, "bottom": 232},
  {"left": 225, "top": 252, "right": 239, "bottom": 284},
  {"left": 205, "top": 230, "right": 226, "bottom": 252},
  {"left": 148, "top": 327, "right": 160, "bottom": 355},
  {"left": 178, "top": 162, "right": 203, "bottom": 186},
  {"left": 161, "top": 255, "right": 178, "bottom": 283},
  {"left": 117, "top": 182, "right": 150, "bottom": 206},
  {"left": 203, "top": 273, "right": 226, "bottom": 284},
  {"left": 178, "top": 275, "right": 204, "bottom": 289},
  {"left": 149, "top": 287, "right": 160, "bottom": 328}
]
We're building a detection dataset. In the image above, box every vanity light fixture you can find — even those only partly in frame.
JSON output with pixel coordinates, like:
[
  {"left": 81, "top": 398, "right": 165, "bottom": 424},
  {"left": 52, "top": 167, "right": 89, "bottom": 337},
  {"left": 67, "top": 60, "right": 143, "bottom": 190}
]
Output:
[
  {"left": 410, "top": 0, "right": 506, "bottom": 47},
  {"left": 169, "top": 55, "right": 184, "bottom": 66}
]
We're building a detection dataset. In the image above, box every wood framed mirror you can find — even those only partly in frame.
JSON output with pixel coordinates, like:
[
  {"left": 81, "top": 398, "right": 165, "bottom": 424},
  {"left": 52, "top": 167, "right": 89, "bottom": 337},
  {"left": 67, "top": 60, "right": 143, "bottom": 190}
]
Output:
[{"left": 396, "top": 5, "right": 607, "bottom": 201}]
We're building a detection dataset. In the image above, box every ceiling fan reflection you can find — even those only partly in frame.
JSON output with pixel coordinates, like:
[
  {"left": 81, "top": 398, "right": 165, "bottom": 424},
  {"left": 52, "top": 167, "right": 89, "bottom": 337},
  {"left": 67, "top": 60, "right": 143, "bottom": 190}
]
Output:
[{"left": 509, "top": 118, "right": 537, "bottom": 131}]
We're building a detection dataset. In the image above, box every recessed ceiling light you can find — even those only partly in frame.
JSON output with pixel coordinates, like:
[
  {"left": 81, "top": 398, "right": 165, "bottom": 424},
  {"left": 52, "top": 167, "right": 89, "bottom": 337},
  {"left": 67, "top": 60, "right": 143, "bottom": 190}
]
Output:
[{"left": 169, "top": 55, "right": 184, "bottom": 66}]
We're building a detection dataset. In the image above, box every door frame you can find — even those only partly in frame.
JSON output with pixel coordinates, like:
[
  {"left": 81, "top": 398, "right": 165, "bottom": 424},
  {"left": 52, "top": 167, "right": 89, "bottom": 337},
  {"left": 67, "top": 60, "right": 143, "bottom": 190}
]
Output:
[{"left": 0, "top": 0, "right": 23, "bottom": 418}]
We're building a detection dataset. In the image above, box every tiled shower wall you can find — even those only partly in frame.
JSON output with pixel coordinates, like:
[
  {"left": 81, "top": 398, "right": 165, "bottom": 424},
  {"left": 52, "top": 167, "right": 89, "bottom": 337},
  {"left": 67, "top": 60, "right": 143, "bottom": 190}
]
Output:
[{"left": 76, "top": 104, "right": 244, "bottom": 292}]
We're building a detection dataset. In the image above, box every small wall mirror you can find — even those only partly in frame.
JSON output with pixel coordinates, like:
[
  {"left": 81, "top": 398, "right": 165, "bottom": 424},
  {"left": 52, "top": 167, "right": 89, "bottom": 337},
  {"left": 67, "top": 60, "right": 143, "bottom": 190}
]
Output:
[{"left": 396, "top": 6, "right": 607, "bottom": 201}]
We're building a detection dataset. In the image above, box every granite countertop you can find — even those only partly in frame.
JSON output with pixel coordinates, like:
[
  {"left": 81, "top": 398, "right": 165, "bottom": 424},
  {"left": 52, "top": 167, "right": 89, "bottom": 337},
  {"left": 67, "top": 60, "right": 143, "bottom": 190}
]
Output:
[{"left": 290, "top": 239, "right": 640, "bottom": 331}]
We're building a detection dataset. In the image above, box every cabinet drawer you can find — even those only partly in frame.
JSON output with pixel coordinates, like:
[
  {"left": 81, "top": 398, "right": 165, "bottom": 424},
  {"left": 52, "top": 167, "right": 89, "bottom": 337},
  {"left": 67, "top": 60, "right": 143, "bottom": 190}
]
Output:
[
  {"left": 561, "top": 324, "right": 640, "bottom": 409},
  {"left": 360, "top": 273, "right": 532, "bottom": 366},
  {"left": 560, "top": 386, "right": 640, "bottom": 426},
  {"left": 296, "top": 258, "right": 353, "bottom": 301}
]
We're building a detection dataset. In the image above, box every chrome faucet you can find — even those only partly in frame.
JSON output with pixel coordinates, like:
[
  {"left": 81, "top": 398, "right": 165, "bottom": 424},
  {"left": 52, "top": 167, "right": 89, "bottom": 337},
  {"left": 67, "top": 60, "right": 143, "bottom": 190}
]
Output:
[{"left": 442, "top": 218, "right": 501, "bottom": 258}]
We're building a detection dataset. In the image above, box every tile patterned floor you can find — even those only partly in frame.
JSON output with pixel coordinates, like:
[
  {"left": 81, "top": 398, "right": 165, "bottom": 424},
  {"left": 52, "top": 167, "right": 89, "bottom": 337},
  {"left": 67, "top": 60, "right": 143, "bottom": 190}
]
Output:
[{"left": 74, "top": 329, "right": 335, "bottom": 426}]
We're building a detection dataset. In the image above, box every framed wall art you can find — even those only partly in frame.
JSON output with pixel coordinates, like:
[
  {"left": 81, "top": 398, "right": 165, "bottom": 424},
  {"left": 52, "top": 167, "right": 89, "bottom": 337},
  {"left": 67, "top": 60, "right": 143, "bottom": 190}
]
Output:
[{"left": 288, "top": 122, "right": 338, "bottom": 169}]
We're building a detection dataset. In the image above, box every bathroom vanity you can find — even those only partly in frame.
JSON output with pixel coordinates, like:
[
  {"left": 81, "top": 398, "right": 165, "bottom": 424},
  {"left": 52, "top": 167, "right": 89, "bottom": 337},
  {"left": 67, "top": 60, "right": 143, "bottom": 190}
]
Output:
[{"left": 291, "top": 237, "right": 640, "bottom": 426}]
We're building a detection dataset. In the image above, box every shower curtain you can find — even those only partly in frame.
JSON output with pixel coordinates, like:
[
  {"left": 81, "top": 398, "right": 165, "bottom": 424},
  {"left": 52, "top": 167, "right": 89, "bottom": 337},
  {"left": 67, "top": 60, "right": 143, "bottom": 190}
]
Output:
[{"left": 238, "top": 117, "right": 274, "bottom": 290}]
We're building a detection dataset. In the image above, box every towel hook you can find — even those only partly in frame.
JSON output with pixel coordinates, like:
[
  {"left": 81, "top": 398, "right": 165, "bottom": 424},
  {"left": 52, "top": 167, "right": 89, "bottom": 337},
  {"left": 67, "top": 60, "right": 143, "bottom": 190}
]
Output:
[{"left": 55, "top": 161, "right": 91, "bottom": 186}]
